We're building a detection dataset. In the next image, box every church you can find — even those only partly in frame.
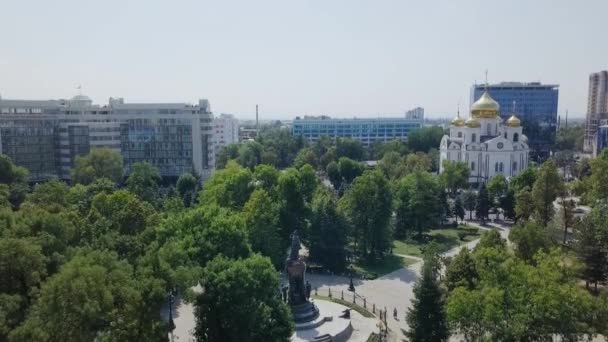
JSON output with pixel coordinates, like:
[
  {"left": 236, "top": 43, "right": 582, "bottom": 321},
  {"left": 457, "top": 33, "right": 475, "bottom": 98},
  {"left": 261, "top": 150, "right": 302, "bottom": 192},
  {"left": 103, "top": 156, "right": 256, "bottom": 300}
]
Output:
[{"left": 439, "top": 89, "right": 530, "bottom": 185}]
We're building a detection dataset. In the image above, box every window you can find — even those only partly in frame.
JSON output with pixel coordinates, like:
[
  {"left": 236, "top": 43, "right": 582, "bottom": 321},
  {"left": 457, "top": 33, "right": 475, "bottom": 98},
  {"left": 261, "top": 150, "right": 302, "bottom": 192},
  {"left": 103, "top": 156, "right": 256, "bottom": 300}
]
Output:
[
  {"left": 513, "top": 133, "right": 519, "bottom": 142},
  {"left": 495, "top": 162, "right": 499, "bottom": 172},
  {"left": 471, "top": 133, "right": 476, "bottom": 142},
  {"left": 487, "top": 123, "right": 492, "bottom": 135},
  {"left": 513, "top": 161, "right": 517, "bottom": 172},
  {"left": 499, "top": 162, "right": 504, "bottom": 172},
  {"left": 458, "top": 131, "right": 462, "bottom": 138},
  {"left": 471, "top": 161, "right": 475, "bottom": 171},
  {"left": 504, "top": 132, "right": 507, "bottom": 139},
  {"left": 497, "top": 142, "right": 504, "bottom": 149}
]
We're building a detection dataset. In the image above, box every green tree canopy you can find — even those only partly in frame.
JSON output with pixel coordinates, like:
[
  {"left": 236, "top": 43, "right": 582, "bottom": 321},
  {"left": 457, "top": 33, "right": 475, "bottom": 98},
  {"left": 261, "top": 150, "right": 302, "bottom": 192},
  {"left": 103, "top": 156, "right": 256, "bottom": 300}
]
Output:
[
  {"left": 309, "top": 188, "right": 348, "bottom": 272},
  {"left": 335, "top": 138, "right": 364, "bottom": 160},
  {"left": 22, "top": 179, "right": 70, "bottom": 213},
  {"left": 531, "top": 160, "right": 563, "bottom": 227},
  {"left": 509, "top": 221, "right": 552, "bottom": 263},
  {"left": 176, "top": 172, "right": 198, "bottom": 207},
  {"left": 407, "top": 126, "right": 444, "bottom": 153},
  {"left": 440, "top": 160, "right": 470, "bottom": 196},
  {"left": 406, "top": 248, "right": 449, "bottom": 342},
  {"left": 126, "top": 162, "right": 161, "bottom": 205},
  {"left": 394, "top": 171, "right": 441, "bottom": 238},
  {"left": 340, "top": 170, "right": 392, "bottom": 260},
  {"left": 243, "top": 189, "right": 283, "bottom": 268},
  {"left": 10, "top": 250, "right": 164, "bottom": 342},
  {"left": 71, "top": 148, "right": 124, "bottom": 185},
  {"left": 194, "top": 255, "right": 293, "bottom": 342},
  {"left": 199, "top": 162, "right": 254, "bottom": 209}
]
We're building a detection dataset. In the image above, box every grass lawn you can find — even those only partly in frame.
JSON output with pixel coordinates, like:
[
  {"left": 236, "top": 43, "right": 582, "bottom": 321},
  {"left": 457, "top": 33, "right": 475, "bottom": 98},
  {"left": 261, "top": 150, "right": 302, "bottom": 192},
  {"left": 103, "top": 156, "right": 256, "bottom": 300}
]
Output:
[
  {"left": 351, "top": 254, "right": 419, "bottom": 280},
  {"left": 312, "top": 295, "right": 375, "bottom": 318},
  {"left": 392, "top": 226, "right": 481, "bottom": 258}
]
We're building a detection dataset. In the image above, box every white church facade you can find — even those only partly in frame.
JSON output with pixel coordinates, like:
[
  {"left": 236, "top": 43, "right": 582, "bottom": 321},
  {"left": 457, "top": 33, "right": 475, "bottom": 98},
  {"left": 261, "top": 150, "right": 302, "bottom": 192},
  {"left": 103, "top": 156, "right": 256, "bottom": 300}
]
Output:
[{"left": 439, "top": 89, "right": 530, "bottom": 184}]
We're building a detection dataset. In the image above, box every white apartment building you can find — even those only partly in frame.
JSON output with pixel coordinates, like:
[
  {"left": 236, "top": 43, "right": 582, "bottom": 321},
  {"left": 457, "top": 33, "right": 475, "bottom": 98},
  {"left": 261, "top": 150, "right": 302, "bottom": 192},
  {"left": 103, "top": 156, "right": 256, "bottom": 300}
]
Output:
[
  {"left": 209, "top": 114, "right": 239, "bottom": 167},
  {"left": 0, "top": 94, "right": 214, "bottom": 181}
]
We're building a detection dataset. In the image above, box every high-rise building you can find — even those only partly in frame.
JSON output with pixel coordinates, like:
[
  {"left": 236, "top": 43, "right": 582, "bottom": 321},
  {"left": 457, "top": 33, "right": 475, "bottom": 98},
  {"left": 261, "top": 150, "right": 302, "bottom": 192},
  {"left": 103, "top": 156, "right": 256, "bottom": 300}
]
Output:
[
  {"left": 209, "top": 113, "right": 239, "bottom": 167},
  {"left": 470, "top": 82, "right": 558, "bottom": 158},
  {"left": 405, "top": 107, "right": 424, "bottom": 120},
  {"left": 584, "top": 71, "right": 608, "bottom": 152},
  {"left": 292, "top": 115, "right": 424, "bottom": 147},
  {"left": 0, "top": 94, "right": 214, "bottom": 181}
]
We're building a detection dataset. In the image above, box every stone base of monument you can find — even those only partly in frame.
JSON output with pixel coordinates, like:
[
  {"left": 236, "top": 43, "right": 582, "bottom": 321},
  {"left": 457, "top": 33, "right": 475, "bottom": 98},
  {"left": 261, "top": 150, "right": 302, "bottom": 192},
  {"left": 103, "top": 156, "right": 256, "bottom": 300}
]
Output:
[
  {"left": 292, "top": 301, "right": 321, "bottom": 326},
  {"left": 292, "top": 299, "right": 361, "bottom": 342}
]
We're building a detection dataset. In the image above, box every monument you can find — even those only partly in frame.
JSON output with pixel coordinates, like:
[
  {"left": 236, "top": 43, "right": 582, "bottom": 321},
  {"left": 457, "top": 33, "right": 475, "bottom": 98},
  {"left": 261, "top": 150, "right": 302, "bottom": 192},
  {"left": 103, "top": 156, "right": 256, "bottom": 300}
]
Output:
[{"left": 285, "top": 230, "right": 320, "bottom": 325}]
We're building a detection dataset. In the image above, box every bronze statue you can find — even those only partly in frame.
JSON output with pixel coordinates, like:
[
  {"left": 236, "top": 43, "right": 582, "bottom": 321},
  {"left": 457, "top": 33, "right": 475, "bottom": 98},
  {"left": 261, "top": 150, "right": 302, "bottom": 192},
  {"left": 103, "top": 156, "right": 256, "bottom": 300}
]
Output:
[{"left": 285, "top": 230, "right": 307, "bottom": 305}]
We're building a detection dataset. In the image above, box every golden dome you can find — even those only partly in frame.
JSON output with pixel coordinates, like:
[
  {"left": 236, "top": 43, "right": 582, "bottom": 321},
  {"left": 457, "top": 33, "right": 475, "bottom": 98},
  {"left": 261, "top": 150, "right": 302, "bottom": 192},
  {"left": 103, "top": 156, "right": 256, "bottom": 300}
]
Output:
[
  {"left": 451, "top": 116, "right": 465, "bottom": 126},
  {"left": 471, "top": 90, "right": 500, "bottom": 118},
  {"left": 506, "top": 115, "right": 521, "bottom": 127},
  {"left": 465, "top": 117, "right": 480, "bottom": 128}
]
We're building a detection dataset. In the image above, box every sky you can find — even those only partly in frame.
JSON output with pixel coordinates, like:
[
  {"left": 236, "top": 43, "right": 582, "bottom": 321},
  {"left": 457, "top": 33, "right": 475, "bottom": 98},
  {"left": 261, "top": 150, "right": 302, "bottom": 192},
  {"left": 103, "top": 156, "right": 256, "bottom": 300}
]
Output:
[{"left": 0, "top": 0, "right": 606, "bottom": 119}]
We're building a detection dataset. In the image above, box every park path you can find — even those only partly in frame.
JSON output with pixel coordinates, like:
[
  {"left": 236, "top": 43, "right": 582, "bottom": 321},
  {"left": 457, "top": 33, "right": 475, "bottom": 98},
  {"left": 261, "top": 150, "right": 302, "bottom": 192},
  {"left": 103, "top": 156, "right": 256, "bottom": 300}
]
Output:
[
  {"left": 164, "top": 221, "right": 512, "bottom": 342},
  {"left": 308, "top": 220, "right": 511, "bottom": 341}
]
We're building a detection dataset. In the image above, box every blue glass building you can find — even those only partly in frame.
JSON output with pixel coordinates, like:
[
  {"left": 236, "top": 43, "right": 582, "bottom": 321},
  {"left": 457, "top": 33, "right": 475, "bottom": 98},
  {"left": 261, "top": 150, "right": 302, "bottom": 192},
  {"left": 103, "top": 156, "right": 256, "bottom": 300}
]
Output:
[
  {"left": 471, "top": 82, "right": 559, "bottom": 159},
  {"left": 292, "top": 116, "right": 423, "bottom": 147}
]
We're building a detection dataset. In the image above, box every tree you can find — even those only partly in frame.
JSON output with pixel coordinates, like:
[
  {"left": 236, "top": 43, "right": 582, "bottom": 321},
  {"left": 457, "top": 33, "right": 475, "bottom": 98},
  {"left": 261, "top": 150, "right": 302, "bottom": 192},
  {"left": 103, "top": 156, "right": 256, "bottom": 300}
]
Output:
[
  {"left": 243, "top": 190, "right": 283, "bottom": 268},
  {"left": 0, "top": 238, "right": 47, "bottom": 339},
  {"left": 404, "top": 152, "right": 432, "bottom": 174},
  {"left": 499, "top": 188, "right": 516, "bottom": 220},
  {"left": 378, "top": 151, "right": 405, "bottom": 180},
  {"left": 509, "top": 222, "right": 552, "bottom": 263},
  {"left": 340, "top": 170, "right": 392, "bottom": 260},
  {"left": 440, "top": 160, "right": 470, "bottom": 196},
  {"left": 309, "top": 188, "right": 348, "bottom": 272},
  {"left": 0, "top": 154, "right": 28, "bottom": 184},
  {"left": 588, "top": 149, "right": 608, "bottom": 203},
  {"left": 515, "top": 186, "right": 534, "bottom": 223},
  {"left": 22, "top": 179, "right": 69, "bottom": 213},
  {"left": 453, "top": 196, "right": 465, "bottom": 224},
  {"left": 72, "top": 148, "right": 123, "bottom": 185},
  {"left": 126, "top": 162, "right": 161, "bottom": 205},
  {"left": 253, "top": 164, "right": 279, "bottom": 192},
  {"left": 531, "top": 160, "right": 563, "bottom": 227},
  {"left": 475, "top": 184, "right": 490, "bottom": 224},
  {"left": 215, "top": 144, "right": 239, "bottom": 169},
  {"left": 474, "top": 229, "right": 506, "bottom": 252},
  {"left": 276, "top": 168, "right": 313, "bottom": 243},
  {"left": 447, "top": 249, "right": 606, "bottom": 341},
  {"left": 326, "top": 161, "right": 341, "bottom": 190},
  {"left": 335, "top": 138, "right": 363, "bottom": 160},
  {"left": 486, "top": 175, "right": 508, "bottom": 215},
  {"left": 554, "top": 197, "right": 576, "bottom": 244},
  {"left": 462, "top": 190, "right": 476, "bottom": 221},
  {"left": 574, "top": 204, "right": 608, "bottom": 291},
  {"left": 406, "top": 249, "right": 449, "bottom": 342},
  {"left": 200, "top": 162, "right": 253, "bottom": 209},
  {"left": 337, "top": 157, "right": 364, "bottom": 184},
  {"left": 445, "top": 248, "right": 478, "bottom": 291},
  {"left": 394, "top": 171, "right": 441, "bottom": 238},
  {"left": 510, "top": 165, "right": 537, "bottom": 192},
  {"left": 176, "top": 172, "right": 198, "bottom": 207},
  {"left": 407, "top": 126, "right": 444, "bottom": 153},
  {"left": 237, "top": 141, "right": 264, "bottom": 170},
  {"left": 292, "top": 147, "right": 317, "bottom": 169},
  {"left": 194, "top": 255, "right": 293, "bottom": 342},
  {"left": 11, "top": 250, "right": 165, "bottom": 342},
  {"left": 0, "top": 154, "right": 29, "bottom": 208}
]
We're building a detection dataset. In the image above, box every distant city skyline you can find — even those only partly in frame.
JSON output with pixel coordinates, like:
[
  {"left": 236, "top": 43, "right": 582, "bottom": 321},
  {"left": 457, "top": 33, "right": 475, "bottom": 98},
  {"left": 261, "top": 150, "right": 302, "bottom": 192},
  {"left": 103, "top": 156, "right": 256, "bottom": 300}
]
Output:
[{"left": 1, "top": 0, "right": 605, "bottom": 119}]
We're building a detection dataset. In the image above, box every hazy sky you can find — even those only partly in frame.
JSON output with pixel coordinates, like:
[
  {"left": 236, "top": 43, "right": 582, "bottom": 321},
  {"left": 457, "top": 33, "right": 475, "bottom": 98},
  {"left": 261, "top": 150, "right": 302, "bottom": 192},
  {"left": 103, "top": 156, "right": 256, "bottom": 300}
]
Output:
[{"left": 1, "top": 0, "right": 606, "bottom": 119}]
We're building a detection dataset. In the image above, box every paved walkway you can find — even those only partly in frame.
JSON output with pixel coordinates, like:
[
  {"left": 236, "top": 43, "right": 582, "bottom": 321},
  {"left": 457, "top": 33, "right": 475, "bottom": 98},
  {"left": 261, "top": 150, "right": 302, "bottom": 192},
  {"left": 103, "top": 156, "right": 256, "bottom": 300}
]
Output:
[
  {"left": 164, "top": 221, "right": 512, "bottom": 342},
  {"left": 308, "top": 220, "right": 511, "bottom": 341}
]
